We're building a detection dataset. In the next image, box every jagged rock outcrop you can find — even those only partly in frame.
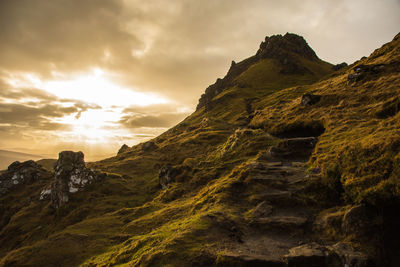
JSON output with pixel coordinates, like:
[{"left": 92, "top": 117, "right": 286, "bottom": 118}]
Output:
[
  {"left": 196, "top": 33, "right": 321, "bottom": 111},
  {"left": 40, "top": 151, "right": 105, "bottom": 208},
  {"left": 347, "top": 64, "right": 385, "bottom": 84},
  {"left": 301, "top": 93, "right": 321, "bottom": 106},
  {"left": 0, "top": 160, "right": 47, "bottom": 196},
  {"left": 117, "top": 144, "right": 129, "bottom": 155},
  {"left": 332, "top": 62, "right": 348, "bottom": 71}
]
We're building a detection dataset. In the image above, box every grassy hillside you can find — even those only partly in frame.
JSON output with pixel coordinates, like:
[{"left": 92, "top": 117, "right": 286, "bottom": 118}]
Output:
[{"left": 0, "top": 33, "right": 399, "bottom": 266}]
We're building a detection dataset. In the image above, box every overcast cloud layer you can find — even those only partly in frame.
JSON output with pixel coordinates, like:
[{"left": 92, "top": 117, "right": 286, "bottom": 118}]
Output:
[{"left": 0, "top": 0, "right": 399, "bottom": 160}]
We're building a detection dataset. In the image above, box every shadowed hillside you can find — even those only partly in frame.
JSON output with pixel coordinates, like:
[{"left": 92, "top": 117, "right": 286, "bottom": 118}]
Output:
[{"left": 0, "top": 33, "right": 399, "bottom": 266}]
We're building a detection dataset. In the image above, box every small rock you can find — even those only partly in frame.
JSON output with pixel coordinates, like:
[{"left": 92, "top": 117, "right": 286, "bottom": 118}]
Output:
[
  {"left": 158, "top": 164, "right": 179, "bottom": 189},
  {"left": 301, "top": 93, "right": 321, "bottom": 106},
  {"left": 142, "top": 141, "right": 158, "bottom": 152},
  {"left": 285, "top": 242, "right": 341, "bottom": 267},
  {"left": 252, "top": 201, "right": 273, "bottom": 217}
]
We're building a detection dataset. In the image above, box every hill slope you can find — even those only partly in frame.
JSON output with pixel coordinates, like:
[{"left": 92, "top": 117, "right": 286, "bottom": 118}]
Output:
[{"left": 0, "top": 33, "right": 399, "bottom": 266}]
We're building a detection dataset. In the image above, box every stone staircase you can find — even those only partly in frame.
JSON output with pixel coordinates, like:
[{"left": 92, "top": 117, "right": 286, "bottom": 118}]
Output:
[{"left": 217, "top": 137, "right": 371, "bottom": 267}]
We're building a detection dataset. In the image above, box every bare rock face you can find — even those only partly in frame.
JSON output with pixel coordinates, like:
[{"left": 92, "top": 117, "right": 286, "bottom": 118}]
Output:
[
  {"left": 41, "top": 151, "right": 105, "bottom": 208},
  {"left": 0, "top": 160, "right": 47, "bottom": 196}
]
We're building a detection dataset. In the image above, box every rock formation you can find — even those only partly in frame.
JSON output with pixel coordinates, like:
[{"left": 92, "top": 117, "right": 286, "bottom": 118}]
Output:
[
  {"left": 117, "top": 144, "right": 129, "bottom": 155},
  {"left": 332, "top": 62, "right": 348, "bottom": 71},
  {"left": 347, "top": 64, "right": 385, "bottom": 84},
  {"left": 301, "top": 93, "right": 321, "bottom": 106},
  {"left": 0, "top": 160, "right": 47, "bottom": 196},
  {"left": 159, "top": 164, "right": 179, "bottom": 189},
  {"left": 40, "top": 151, "right": 105, "bottom": 208}
]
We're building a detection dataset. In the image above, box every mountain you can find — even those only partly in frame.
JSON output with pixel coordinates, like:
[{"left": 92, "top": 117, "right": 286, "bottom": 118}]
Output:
[
  {"left": 0, "top": 150, "right": 44, "bottom": 170},
  {"left": 0, "top": 32, "right": 399, "bottom": 266}
]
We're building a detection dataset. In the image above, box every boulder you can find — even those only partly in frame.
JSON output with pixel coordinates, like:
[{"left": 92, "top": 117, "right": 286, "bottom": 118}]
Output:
[
  {"left": 285, "top": 242, "right": 340, "bottom": 267},
  {"left": 0, "top": 160, "right": 46, "bottom": 196},
  {"left": 159, "top": 164, "right": 180, "bottom": 189},
  {"left": 347, "top": 64, "right": 385, "bottom": 84},
  {"left": 301, "top": 93, "right": 321, "bottom": 106},
  {"left": 45, "top": 151, "right": 105, "bottom": 208},
  {"left": 328, "top": 242, "right": 373, "bottom": 267},
  {"left": 141, "top": 141, "right": 158, "bottom": 152},
  {"left": 117, "top": 144, "right": 129, "bottom": 155},
  {"left": 252, "top": 201, "right": 273, "bottom": 218}
]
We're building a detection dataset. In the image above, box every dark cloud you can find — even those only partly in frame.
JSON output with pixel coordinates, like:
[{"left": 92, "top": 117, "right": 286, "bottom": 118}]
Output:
[
  {"left": 0, "top": 0, "right": 141, "bottom": 76},
  {"left": 120, "top": 113, "right": 187, "bottom": 128},
  {"left": 119, "top": 104, "right": 188, "bottom": 129}
]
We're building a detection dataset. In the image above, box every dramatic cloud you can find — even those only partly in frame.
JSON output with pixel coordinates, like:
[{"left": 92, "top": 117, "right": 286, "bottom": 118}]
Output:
[
  {"left": 0, "top": 0, "right": 399, "bottom": 159},
  {"left": 120, "top": 104, "right": 189, "bottom": 129}
]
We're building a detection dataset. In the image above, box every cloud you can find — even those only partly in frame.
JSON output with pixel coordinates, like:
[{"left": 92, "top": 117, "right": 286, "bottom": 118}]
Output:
[
  {"left": 0, "top": 0, "right": 141, "bottom": 76},
  {"left": 119, "top": 103, "right": 189, "bottom": 129},
  {"left": 1, "top": 0, "right": 399, "bottom": 105}
]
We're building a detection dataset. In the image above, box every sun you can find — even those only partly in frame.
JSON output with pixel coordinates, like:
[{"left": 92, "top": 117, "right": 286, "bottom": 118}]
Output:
[{"left": 5, "top": 68, "right": 170, "bottom": 144}]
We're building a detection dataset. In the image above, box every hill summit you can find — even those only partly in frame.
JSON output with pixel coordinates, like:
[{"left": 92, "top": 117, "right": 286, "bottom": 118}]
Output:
[{"left": 1, "top": 32, "right": 400, "bottom": 266}]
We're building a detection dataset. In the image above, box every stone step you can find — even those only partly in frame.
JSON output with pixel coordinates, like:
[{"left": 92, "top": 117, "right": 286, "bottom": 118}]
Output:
[
  {"left": 247, "top": 175, "right": 287, "bottom": 184},
  {"left": 260, "top": 189, "right": 293, "bottom": 203},
  {"left": 217, "top": 254, "right": 285, "bottom": 267},
  {"left": 253, "top": 216, "right": 308, "bottom": 231}
]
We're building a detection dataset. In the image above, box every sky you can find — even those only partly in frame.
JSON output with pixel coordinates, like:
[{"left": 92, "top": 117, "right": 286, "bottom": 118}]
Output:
[{"left": 0, "top": 0, "right": 399, "bottom": 161}]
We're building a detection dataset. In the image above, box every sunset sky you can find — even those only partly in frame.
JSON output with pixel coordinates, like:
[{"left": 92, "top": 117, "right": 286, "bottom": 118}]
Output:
[{"left": 0, "top": 0, "right": 399, "bottom": 161}]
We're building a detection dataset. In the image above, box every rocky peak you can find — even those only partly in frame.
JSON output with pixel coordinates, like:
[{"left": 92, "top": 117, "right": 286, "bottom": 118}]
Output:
[
  {"left": 117, "top": 144, "right": 129, "bottom": 155},
  {"left": 257, "top": 33, "right": 319, "bottom": 61},
  {"left": 196, "top": 33, "right": 321, "bottom": 111}
]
